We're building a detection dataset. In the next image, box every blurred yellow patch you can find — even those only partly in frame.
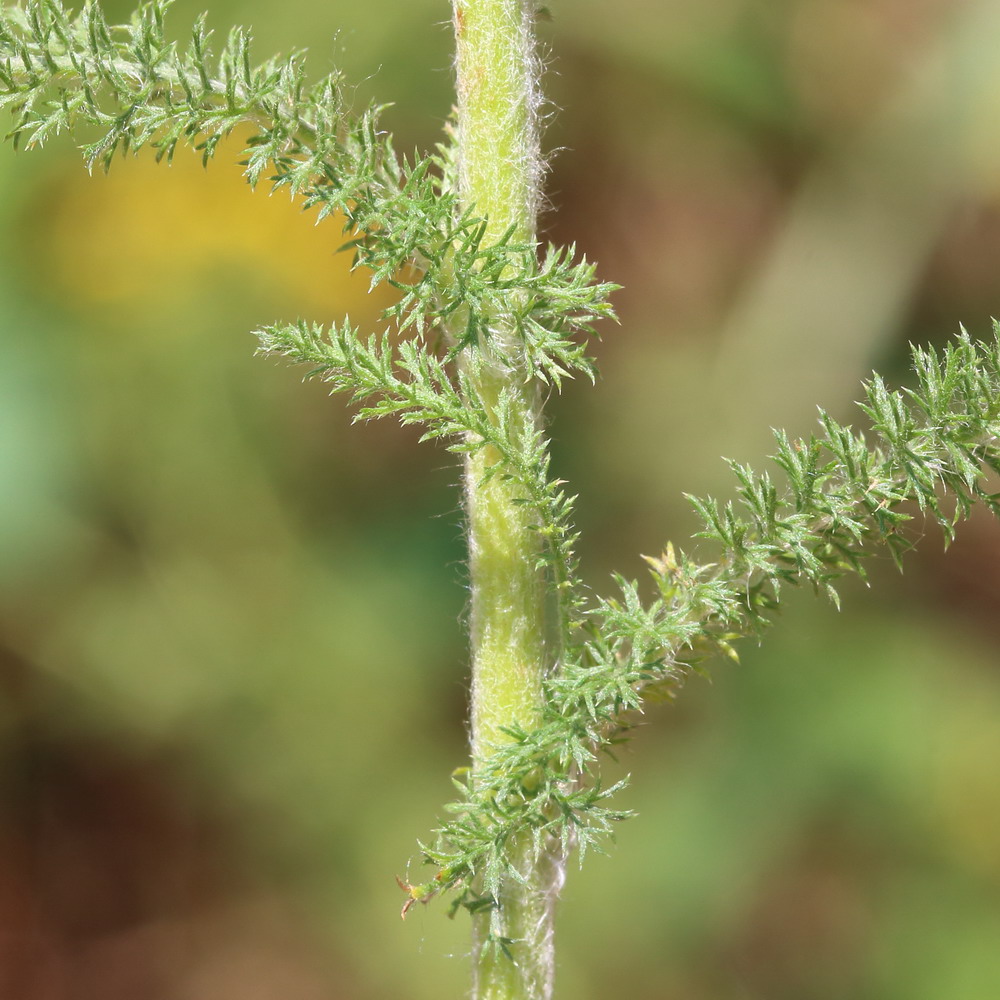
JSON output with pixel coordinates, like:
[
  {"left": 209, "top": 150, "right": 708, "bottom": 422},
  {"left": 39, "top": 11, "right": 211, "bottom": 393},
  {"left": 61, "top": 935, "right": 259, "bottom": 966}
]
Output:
[
  {"left": 930, "top": 688, "right": 1000, "bottom": 882},
  {"left": 44, "top": 128, "right": 394, "bottom": 324}
]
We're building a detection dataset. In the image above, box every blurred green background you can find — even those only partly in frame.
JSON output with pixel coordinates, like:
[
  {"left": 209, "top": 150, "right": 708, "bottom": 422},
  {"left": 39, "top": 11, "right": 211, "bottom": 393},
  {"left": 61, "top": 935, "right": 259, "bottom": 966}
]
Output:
[{"left": 2, "top": 0, "right": 1000, "bottom": 997}]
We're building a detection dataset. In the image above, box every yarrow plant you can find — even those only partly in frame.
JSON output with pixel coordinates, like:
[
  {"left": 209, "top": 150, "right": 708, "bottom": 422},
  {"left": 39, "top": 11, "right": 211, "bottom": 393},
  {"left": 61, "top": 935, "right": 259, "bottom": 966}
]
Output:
[{"left": 3, "top": 1, "right": 1000, "bottom": 998}]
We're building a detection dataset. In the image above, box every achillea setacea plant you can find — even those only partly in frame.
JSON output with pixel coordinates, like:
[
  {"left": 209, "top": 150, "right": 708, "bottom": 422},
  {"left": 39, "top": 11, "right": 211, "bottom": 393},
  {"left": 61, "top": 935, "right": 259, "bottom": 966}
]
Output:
[{"left": 2, "top": 1, "right": 1000, "bottom": 997}]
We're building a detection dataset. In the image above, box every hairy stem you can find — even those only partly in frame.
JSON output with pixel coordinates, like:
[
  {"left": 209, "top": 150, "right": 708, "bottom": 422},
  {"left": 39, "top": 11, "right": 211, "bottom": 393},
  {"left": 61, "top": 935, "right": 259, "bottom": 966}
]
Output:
[{"left": 452, "top": 2, "right": 559, "bottom": 998}]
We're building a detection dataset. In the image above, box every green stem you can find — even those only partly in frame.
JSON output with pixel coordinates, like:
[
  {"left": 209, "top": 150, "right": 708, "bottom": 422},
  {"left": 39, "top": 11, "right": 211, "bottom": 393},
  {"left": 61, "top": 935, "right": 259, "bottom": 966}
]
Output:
[{"left": 452, "top": 2, "right": 559, "bottom": 998}]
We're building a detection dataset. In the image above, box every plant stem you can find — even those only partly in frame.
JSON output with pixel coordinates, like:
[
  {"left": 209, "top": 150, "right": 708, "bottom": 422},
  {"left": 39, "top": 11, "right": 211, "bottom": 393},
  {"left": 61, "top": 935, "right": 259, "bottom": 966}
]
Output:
[{"left": 452, "top": 2, "right": 558, "bottom": 998}]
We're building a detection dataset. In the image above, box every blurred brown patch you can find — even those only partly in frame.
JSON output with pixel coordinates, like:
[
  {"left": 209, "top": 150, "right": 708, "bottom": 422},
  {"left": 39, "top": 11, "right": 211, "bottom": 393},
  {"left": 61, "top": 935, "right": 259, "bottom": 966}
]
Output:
[
  {"left": 724, "top": 810, "right": 877, "bottom": 999},
  {"left": 0, "top": 646, "right": 344, "bottom": 1000}
]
